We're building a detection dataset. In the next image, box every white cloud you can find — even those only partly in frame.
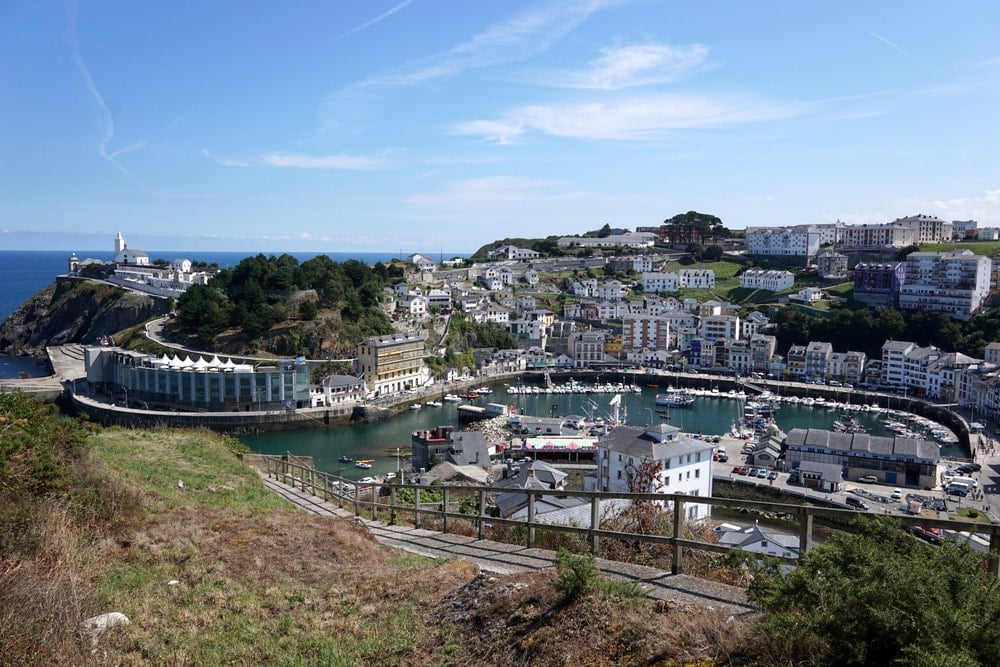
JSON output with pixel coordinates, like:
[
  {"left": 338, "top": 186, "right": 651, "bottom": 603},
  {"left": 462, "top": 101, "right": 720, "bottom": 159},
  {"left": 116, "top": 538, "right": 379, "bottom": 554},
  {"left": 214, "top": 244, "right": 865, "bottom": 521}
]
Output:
[
  {"left": 202, "top": 148, "right": 387, "bottom": 170},
  {"left": 333, "top": 0, "right": 414, "bottom": 42},
  {"left": 377, "top": 0, "right": 615, "bottom": 86},
  {"left": 551, "top": 42, "right": 710, "bottom": 90},
  {"left": 455, "top": 93, "right": 803, "bottom": 142},
  {"left": 896, "top": 189, "right": 1000, "bottom": 225},
  {"left": 259, "top": 152, "right": 386, "bottom": 170}
]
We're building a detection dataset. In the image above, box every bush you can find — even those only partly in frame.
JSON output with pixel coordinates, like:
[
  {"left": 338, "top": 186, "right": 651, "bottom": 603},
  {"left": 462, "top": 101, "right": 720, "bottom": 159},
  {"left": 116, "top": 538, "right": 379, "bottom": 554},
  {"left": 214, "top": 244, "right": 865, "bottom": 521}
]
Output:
[
  {"left": 747, "top": 516, "right": 1000, "bottom": 665},
  {"left": 554, "top": 548, "right": 598, "bottom": 603}
]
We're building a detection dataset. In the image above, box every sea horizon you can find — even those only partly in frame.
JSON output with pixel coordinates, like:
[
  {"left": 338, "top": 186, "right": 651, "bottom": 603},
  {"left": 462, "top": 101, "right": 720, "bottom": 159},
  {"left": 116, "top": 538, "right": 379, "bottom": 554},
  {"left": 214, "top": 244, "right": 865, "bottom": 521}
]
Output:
[{"left": 0, "top": 248, "right": 470, "bottom": 378}]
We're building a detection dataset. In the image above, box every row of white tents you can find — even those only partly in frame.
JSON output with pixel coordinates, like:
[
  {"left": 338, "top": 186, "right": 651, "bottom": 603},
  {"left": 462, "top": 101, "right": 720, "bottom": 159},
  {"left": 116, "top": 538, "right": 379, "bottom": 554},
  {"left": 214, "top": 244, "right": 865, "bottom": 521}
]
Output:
[{"left": 148, "top": 354, "right": 255, "bottom": 373}]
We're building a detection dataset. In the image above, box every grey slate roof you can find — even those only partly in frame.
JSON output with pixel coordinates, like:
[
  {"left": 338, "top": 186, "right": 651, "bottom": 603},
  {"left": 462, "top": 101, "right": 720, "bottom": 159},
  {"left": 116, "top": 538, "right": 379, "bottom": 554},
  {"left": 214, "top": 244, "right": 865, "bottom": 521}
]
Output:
[
  {"left": 785, "top": 428, "right": 940, "bottom": 464},
  {"left": 600, "top": 425, "right": 713, "bottom": 461}
]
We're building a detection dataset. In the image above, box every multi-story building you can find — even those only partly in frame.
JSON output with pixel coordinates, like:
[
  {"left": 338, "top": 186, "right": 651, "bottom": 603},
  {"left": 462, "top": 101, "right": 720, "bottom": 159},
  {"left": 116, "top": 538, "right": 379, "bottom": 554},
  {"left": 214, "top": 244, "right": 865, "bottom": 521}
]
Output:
[
  {"left": 738, "top": 269, "right": 795, "bottom": 291},
  {"left": 897, "top": 250, "right": 991, "bottom": 320},
  {"left": 567, "top": 330, "right": 610, "bottom": 368},
  {"left": 892, "top": 214, "right": 952, "bottom": 244},
  {"left": 641, "top": 271, "right": 679, "bottom": 293},
  {"left": 951, "top": 219, "right": 978, "bottom": 240},
  {"left": 745, "top": 226, "right": 822, "bottom": 266},
  {"left": 588, "top": 423, "right": 715, "bottom": 521},
  {"left": 824, "top": 351, "right": 866, "bottom": 385},
  {"left": 622, "top": 315, "right": 672, "bottom": 351},
  {"left": 816, "top": 250, "right": 848, "bottom": 279},
  {"left": 852, "top": 261, "right": 906, "bottom": 307},
  {"left": 749, "top": 334, "right": 777, "bottom": 373},
  {"left": 786, "top": 344, "right": 807, "bottom": 378},
  {"left": 700, "top": 314, "right": 740, "bottom": 341},
  {"left": 678, "top": 269, "right": 715, "bottom": 289},
  {"left": 805, "top": 341, "right": 833, "bottom": 379},
  {"left": 741, "top": 311, "right": 771, "bottom": 339},
  {"left": 487, "top": 245, "right": 540, "bottom": 261},
  {"left": 881, "top": 340, "right": 916, "bottom": 389},
  {"left": 926, "top": 352, "right": 979, "bottom": 402},
  {"left": 727, "top": 339, "right": 751, "bottom": 374},
  {"left": 358, "top": 332, "right": 427, "bottom": 397},
  {"left": 839, "top": 222, "right": 917, "bottom": 250}
]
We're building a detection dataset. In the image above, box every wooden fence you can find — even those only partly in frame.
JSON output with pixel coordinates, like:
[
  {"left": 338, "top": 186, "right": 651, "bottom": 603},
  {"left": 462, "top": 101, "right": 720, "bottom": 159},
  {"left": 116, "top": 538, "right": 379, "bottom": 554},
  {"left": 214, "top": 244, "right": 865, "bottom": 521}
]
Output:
[{"left": 261, "top": 456, "right": 1000, "bottom": 575}]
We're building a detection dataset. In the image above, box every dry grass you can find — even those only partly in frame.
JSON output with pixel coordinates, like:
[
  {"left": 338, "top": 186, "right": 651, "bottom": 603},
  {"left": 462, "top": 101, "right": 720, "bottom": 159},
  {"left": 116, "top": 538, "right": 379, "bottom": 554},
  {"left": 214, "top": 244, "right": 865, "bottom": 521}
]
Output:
[{"left": 3, "top": 419, "right": 763, "bottom": 665}]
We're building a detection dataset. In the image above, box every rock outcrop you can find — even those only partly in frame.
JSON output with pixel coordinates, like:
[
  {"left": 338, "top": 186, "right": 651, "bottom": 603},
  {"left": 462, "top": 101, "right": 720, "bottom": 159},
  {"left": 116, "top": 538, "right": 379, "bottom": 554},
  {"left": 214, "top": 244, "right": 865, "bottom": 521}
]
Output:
[{"left": 0, "top": 278, "right": 170, "bottom": 357}]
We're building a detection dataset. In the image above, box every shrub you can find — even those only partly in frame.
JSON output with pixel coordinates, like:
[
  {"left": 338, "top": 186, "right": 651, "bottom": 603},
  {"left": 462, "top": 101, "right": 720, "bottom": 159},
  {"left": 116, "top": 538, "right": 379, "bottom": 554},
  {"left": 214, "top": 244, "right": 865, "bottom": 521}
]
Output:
[{"left": 554, "top": 548, "right": 598, "bottom": 603}]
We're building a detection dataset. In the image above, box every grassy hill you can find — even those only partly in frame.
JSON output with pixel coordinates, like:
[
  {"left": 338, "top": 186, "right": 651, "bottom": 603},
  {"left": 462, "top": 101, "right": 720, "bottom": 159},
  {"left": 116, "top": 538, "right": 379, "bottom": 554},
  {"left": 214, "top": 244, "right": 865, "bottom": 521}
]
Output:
[{"left": 0, "top": 393, "right": 751, "bottom": 666}]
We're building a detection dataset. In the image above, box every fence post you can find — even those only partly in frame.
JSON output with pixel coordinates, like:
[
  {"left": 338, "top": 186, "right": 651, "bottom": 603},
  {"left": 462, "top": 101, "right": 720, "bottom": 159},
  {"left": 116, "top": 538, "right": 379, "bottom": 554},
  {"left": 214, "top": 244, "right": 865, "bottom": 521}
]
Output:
[
  {"left": 589, "top": 494, "right": 600, "bottom": 555},
  {"left": 415, "top": 488, "right": 422, "bottom": 529},
  {"left": 798, "top": 509, "right": 814, "bottom": 561},
  {"left": 389, "top": 485, "right": 397, "bottom": 524},
  {"left": 443, "top": 488, "right": 450, "bottom": 534},
  {"left": 527, "top": 491, "right": 536, "bottom": 549},
  {"left": 672, "top": 495, "right": 683, "bottom": 575},
  {"left": 477, "top": 488, "right": 486, "bottom": 540}
]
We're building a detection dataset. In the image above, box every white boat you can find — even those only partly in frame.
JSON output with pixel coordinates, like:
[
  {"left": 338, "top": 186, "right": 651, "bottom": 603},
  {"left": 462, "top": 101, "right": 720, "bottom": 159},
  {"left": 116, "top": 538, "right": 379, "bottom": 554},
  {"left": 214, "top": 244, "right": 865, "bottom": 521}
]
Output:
[
  {"left": 409, "top": 403, "right": 421, "bottom": 410},
  {"left": 425, "top": 400, "right": 442, "bottom": 407},
  {"left": 443, "top": 394, "right": 462, "bottom": 402}
]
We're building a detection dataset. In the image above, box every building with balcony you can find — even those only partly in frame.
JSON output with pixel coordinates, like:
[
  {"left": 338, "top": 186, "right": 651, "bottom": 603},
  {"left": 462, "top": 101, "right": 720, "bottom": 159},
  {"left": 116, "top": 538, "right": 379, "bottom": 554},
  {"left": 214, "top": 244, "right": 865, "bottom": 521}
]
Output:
[{"left": 358, "top": 332, "right": 427, "bottom": 397}]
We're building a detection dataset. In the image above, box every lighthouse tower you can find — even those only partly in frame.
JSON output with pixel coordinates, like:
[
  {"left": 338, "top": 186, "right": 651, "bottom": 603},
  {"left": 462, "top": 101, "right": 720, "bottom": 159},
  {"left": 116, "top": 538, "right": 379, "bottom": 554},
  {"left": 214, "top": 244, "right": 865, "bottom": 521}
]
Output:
[{"left": 114, "top": 231, "right": 126, "bottom": 259}]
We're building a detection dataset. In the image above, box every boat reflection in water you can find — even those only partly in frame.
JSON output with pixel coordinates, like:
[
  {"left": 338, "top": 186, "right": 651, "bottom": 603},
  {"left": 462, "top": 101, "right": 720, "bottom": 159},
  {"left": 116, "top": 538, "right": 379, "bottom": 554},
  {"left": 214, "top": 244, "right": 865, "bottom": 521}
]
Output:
[{"left": 240, "top": 383, "right": 962, "bottom": 480}]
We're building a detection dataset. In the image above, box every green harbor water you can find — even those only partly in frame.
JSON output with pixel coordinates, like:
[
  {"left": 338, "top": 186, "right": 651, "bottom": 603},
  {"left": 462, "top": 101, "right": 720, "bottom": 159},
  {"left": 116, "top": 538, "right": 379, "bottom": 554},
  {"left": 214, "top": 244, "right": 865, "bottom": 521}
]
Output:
[{"left": 239, "top": 384, "right": 961, "bottom": 480}]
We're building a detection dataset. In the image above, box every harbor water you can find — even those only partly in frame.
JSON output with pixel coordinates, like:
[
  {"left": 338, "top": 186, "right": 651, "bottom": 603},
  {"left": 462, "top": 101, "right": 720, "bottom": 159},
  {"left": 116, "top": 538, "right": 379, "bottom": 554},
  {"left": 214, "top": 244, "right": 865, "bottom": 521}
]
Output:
[{"left": 239, "top": 384, "right": 961, "bottom": 480}]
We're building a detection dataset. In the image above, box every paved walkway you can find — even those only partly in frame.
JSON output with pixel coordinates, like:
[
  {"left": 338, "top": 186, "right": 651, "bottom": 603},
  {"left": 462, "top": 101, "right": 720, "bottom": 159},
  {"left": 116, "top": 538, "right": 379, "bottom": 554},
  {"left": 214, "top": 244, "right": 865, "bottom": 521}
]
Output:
[{"left": 261, "top": 474, "right": 756, "bottom": 617}]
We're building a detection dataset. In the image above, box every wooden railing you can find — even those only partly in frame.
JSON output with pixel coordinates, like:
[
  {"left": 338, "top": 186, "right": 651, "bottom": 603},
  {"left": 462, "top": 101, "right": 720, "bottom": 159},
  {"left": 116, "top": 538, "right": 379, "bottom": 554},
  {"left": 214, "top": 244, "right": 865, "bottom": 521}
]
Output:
[{"left": 261, "top": 456, "right": 1000, "bottom": 575}]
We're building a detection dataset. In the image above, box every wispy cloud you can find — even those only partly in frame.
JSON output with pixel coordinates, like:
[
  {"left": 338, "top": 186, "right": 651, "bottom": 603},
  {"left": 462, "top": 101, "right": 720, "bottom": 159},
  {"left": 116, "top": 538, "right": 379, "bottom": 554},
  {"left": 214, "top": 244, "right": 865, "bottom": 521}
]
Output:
[
  {"left": 202, "top": 148, "right": 388, "bottom": 170},
  {"left": 544, "top": 42, "right": 710, "bottom": 90},
  {"left": 260, "top": 152, "right": 386, "bottom": 170},
  {"left": 454, "top": 93, "right": 804, "bottom": 143},
  {"left": 333, "top": 0, "right": 414, "bottom": 42},
  {"left": 167, "top": 110, "right": 191, "bottom": 130},
  {"left": 368, "top": 0, "right": 615, "bottom": 86},
  {"left": 406, "top": 175, "right": 589, "bottom": 207},
  {"left": 897, "top": 189, "right": 1000, "bottom": 224},
  {"left": 65, "top": 0, "right": 154, "bottom": 193},
  {"left": 870, "top": 31, "right": 905, "bottom": 54}
]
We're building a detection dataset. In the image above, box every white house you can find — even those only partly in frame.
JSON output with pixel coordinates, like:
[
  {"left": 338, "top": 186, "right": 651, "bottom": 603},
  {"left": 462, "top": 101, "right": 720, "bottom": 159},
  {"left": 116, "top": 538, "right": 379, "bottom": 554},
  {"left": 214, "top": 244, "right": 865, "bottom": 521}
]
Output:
[
  {"left": 715, "top": 522, "right": 800, "bottom": 560},
  {"left": 587, "top": 423, "right": 714, "bottom": 522},
  {"left": 678, "top": 269, "right": 715, "bottom": 289},
  {"left": 488, "top": 245, "right": 540, "bottom": 261},
  {"left": 738, "top": 269, "right": 794, "bottom": 292},
  {"left": 642, "top": 271, "right": 679, "bottom": 293}
]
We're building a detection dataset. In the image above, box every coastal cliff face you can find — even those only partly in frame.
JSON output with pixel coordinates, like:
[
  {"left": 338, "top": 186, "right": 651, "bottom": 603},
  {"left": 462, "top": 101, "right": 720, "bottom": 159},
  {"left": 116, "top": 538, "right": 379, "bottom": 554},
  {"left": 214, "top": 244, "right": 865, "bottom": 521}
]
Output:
[{"left": 0, "top": 278, "right": 170, "bottom": 357}]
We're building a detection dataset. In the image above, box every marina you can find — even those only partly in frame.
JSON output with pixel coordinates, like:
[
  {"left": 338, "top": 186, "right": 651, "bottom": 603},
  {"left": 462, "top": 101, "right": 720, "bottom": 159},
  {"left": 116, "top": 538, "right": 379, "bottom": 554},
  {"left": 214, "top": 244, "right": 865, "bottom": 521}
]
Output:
[{"left": 240, "top": 381, "right": 964, "bottom": 481}]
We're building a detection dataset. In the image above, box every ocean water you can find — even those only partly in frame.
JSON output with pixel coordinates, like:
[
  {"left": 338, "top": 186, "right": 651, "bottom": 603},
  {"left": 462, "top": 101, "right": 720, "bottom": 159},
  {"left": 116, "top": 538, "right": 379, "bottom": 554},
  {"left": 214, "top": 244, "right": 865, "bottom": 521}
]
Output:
[{"left": 0, "top": 249, "right": 461, "bottom": 378}]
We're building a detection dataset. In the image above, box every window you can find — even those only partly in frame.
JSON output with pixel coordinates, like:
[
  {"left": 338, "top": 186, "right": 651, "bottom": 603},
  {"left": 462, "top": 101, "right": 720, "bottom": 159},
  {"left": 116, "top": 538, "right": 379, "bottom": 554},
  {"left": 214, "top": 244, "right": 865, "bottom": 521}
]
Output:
[
  {"left": 695, "top": 469, "right": 700, "bottom": 478},
  {"left": 664, "top": 475, "right": 670, "bottom": 486},
  {"left": 617, "top": 470, "right": 622, "bottom": 480}
]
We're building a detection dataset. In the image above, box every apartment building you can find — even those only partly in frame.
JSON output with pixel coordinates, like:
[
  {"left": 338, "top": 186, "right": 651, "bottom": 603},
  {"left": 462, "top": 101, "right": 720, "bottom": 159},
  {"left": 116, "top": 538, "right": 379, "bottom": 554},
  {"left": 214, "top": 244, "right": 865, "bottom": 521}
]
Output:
[
  {"left": 805, "top": 341, "right": 833, "bottom": 378},
  {"left": 840, "top": 222, "right": 917, "bottom": 249},
  {"left": 738, "top": 268, "right": 795, "bottom": 291},
  {"left": 881, "top": 340, "right": 916, "bottom": 389},
  {"left": 622, "top": 315, "right": 672, "bottom": 351},
  {"left": 852, "top": 262, "right": 906, "bottom": 307},
  {"left": 745, "top": 226, "right": 822, "bottom": 266},
  {"left": 897, "top": 250, "right": 991, "bottom": 320},
  {"left": 588, "top": 423, "right": 715, "bottom": 521},
  {"left": 358, "top": 332, "right": 427, "bottom": 397}
]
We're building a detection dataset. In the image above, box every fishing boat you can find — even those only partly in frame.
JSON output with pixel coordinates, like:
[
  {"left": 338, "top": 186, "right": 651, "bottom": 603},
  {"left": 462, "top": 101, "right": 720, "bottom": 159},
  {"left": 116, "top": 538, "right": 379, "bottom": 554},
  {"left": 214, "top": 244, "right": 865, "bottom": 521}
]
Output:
[
  {"left": 355, "top": 459, "right": 375, "bottom": 469},
  {"left": 443, "top": 394, "right": 462, "bottom": 402},
  {"left": 409, "top": 403, "right": 421, "bottom": 410},
  {"left": 338, "top": 455, "right": 353, "bottom": 463},
  {"left": 425, "top": 400, "right": 442, "bottom": 407},
  {"left": 655, "top": 390, "right": 695, "bottom": 408}
]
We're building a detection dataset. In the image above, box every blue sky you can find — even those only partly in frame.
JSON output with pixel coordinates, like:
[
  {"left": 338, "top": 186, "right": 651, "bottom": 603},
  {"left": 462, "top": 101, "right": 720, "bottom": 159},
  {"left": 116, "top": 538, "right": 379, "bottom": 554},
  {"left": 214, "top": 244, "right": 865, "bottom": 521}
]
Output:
[{"left": 2, "top": 1, "right": 999, "bottom": 253}]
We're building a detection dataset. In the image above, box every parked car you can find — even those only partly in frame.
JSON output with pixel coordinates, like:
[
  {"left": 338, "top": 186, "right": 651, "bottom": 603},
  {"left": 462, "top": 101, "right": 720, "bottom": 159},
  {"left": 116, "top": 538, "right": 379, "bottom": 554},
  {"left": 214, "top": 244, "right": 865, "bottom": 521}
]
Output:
[
  {"left": 891, "top": 488, "right": 903, "bottom": 500},
  {"left": 747, "top": 468, "right": 759, "bottom": 476},
  {"left": 767, "top": 471, "right": 779, "bottom": 481},
  {"left": 756, "top": 468, "right": 769, "bottom": 479},
  {"left": 857, "top": 475, "right": 879, "bottom": 483},
  {"left": 845, "top": 496, "right": 869, "bottom": 511}
]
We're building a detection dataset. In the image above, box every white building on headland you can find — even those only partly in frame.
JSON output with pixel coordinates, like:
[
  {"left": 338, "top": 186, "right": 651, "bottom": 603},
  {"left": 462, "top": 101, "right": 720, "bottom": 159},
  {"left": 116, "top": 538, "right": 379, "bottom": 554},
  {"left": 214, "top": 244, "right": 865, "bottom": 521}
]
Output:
[{"left": 70, "top": 233, "right": 215, "bottom": 298}]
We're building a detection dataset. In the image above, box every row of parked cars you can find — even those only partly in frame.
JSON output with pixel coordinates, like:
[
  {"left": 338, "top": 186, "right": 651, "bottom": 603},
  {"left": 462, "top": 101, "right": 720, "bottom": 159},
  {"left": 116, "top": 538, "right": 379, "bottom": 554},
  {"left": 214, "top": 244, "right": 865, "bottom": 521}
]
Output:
[{"left": 732, "top": 465, "right": 779, "bottom": 481}]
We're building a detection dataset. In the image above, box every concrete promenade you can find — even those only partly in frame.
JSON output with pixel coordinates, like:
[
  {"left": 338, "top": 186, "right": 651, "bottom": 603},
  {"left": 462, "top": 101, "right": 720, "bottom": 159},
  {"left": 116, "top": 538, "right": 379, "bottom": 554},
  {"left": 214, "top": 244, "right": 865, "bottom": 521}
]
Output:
[{"left": 260, "top": 473, "right": 757, "bottom": 617}]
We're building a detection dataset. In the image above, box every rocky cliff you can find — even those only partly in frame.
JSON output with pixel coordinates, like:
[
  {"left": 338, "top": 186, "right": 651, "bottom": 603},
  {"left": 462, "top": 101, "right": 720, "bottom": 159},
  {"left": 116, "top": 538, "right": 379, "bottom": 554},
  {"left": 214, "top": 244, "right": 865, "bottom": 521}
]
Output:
[{"left": 0, "top": 278, "right": 171, "bottom": 357}]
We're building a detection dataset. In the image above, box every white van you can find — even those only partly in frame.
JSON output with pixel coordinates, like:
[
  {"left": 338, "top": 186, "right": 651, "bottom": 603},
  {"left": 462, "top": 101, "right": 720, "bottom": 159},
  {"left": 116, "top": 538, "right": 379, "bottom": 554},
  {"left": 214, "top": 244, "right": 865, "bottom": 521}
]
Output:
[{"left": 948, "top": 476, "right": 978, "bottom": 489}]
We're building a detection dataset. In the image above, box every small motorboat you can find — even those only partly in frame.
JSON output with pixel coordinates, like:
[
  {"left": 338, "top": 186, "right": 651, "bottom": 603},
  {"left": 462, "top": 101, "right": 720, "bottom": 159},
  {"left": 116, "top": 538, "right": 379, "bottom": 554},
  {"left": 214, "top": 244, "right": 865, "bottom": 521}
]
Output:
[
  {"left": 355, "top": 459, "right": 374, "bottom": 469},
  {"left": 338, "top": 455, "right": 353, "bottom": 463}
]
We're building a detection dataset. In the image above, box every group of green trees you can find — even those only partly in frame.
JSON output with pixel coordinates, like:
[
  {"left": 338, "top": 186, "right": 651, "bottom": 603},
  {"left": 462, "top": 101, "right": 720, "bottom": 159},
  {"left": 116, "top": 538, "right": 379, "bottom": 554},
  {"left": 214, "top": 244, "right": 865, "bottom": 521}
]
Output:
[
  {"left": 745, "top": 517, "right": 1000, "bottom": 665},
  {"left": 772, "top": 302, "right": 1000, "bottom": 359},
  {"left": 173, "top": 254, "right": 400, "bottom": 348}
]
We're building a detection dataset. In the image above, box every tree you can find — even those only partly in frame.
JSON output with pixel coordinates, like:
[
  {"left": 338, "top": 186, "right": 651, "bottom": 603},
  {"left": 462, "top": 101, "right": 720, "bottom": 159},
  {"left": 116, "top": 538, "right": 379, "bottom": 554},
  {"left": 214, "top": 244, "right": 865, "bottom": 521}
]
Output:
[
  {"left": 663, "top": 211, "right": 728, "bottom": 244},
  {"left": 747, "top": 517, "right": 1000, "bottom": 665},
  {"left": 596, "top": 223, "right": 612, "bottom": 238},
  {"left": 701, "top": 245, "right": 724, "bottom": 261}
]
